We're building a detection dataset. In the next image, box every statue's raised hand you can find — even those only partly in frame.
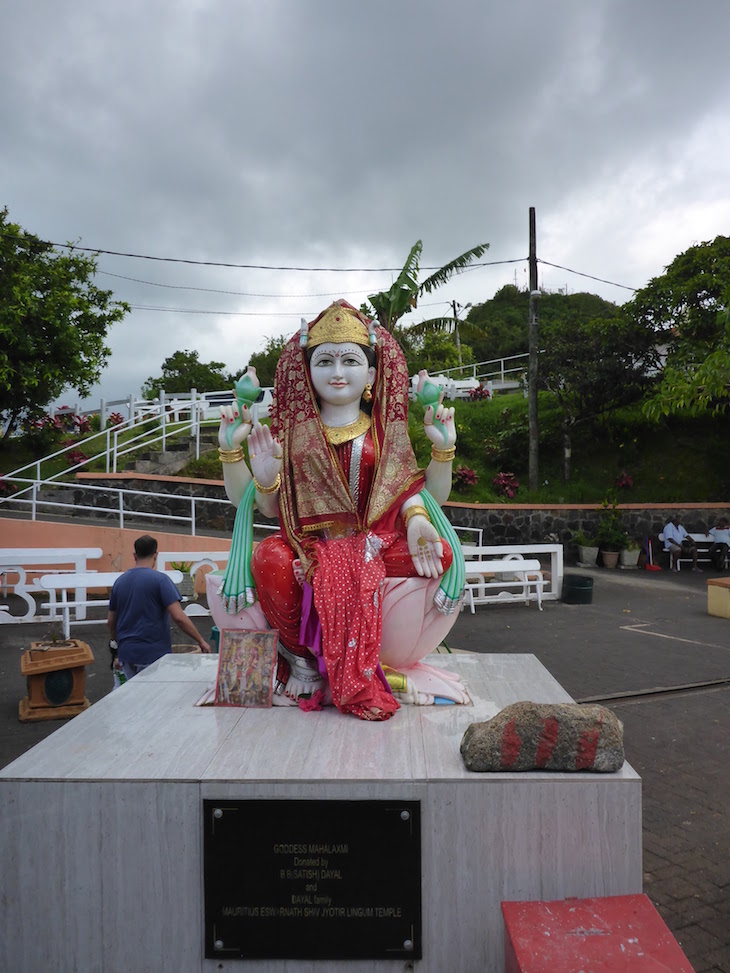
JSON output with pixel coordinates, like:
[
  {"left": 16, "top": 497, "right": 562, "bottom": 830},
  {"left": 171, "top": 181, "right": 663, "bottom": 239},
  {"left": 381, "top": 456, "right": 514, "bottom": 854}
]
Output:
[
  {"left": 423, "top": 392, "right": 456, "bottom": 449},
  {"left": 248, "top": 422, "right": 283, "bottom": 490},
  {"left": 218, "top": 403, "right": 252, "bottom": 450},
  {"left": 218, "top": 366, "right": 263, "bottom": 449}
]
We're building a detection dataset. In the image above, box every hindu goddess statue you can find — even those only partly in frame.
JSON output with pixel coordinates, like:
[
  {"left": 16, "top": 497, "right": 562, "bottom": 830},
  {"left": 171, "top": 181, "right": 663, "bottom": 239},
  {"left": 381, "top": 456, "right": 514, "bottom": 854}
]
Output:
[{"left": 207, "top": 300, "right": 467, "bottom": 720}]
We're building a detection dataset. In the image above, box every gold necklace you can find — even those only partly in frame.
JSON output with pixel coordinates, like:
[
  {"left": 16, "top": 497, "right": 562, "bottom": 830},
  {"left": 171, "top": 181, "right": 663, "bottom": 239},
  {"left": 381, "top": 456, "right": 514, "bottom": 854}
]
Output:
[{"left": 323, "top": 410, "right": 371, "bottom": 445}]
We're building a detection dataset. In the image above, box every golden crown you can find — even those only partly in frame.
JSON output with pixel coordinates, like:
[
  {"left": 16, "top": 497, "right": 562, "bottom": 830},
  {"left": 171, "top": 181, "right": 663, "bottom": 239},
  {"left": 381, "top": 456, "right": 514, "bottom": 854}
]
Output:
[{"left": 302, "top": 303, "right": 374, "bottom": 349}]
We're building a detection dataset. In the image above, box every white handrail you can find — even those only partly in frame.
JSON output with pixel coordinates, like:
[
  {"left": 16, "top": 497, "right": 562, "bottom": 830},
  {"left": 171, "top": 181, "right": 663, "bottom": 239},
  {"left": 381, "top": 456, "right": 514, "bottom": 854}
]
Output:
[{"left": 0, "top": 476, "right": 278, "bottom": 538}]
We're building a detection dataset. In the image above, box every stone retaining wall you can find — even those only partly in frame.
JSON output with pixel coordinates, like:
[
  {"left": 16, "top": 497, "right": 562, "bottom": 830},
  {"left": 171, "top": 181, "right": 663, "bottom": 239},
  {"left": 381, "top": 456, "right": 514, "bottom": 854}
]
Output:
[
  {"left": 67, "top": 476, "right": 729, "bottom": 560},
  {"left": 444, "top": 502, "right": 730, "bottom": 558}
]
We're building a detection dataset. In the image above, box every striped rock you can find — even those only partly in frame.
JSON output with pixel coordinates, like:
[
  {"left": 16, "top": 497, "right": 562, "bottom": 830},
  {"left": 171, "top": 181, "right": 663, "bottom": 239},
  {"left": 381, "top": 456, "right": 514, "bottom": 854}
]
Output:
[{"left": 460, "top": 701, "right": 624, "bottom": 773}]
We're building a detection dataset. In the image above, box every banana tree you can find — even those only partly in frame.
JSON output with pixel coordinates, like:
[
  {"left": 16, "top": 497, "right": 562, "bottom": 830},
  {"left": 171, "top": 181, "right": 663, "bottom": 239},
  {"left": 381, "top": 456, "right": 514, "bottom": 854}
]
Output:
[{"left": 366, "top": 239, "right": 489, "bottom": 333}]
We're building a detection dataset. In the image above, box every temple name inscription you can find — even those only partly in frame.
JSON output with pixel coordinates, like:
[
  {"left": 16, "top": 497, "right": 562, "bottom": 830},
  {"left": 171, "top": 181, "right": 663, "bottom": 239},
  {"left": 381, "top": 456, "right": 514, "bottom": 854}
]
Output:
[{"left": 204, "top": 799, "right": 421, "bottom": 960}]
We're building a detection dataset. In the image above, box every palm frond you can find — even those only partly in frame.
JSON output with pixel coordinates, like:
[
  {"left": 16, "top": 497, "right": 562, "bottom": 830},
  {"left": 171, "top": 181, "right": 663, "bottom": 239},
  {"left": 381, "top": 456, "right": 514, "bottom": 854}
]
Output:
[
  {"left": 419, "top": 243, "right": 489, "bottom": 296},
  {"left": 406, "top": 316, "right": 455, "bottom": 336},
  {"left": 394, "top": 239, "right": 423, "bottom": 294},
  {"left": 367, "top": 241, "right": 423, "bottom": 331}
]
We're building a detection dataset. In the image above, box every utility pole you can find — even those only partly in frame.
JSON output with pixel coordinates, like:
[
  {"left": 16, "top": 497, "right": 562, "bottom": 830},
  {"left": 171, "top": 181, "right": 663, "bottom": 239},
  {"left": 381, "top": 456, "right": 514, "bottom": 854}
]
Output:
[
  {"left": 528, "top": 207, "right": 539, "bottom": 492},
  {"left": 452, "top": 299, "right": 463, "bottom": 369}
]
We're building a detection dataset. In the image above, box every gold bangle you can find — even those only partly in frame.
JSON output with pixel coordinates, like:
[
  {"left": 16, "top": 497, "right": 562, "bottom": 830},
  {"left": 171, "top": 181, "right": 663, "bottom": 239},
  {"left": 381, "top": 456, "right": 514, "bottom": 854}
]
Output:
[
  {"left": 218, "top": 447, "right": 244, "bottom": 464},
  {"left": 431, "top": 445, "right": 456, "bottom": 462},
  {"left": 403, "top": 504, "right": 429, "bottom": 529},
  {"left": 253, "top": 472, "right": 281, "bottom": 495}
]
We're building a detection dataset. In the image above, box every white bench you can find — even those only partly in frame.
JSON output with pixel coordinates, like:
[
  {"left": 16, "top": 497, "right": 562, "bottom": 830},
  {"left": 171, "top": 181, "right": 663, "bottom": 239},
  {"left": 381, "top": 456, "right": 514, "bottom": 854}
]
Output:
[
  {"left": 458, "top": 542, "right": 563, "bottom": 601},
  {"left": 0, "top": 547, "right": 103, "bottom": 623},
  {"left": 463, "top": 555, "right": 545, "bottom": 613},
  {"left": 38, "top": 569, "right": 183, "bottom": 639},
  {"left": 657, "top": 532, "right": 716, "bottom": 571}
]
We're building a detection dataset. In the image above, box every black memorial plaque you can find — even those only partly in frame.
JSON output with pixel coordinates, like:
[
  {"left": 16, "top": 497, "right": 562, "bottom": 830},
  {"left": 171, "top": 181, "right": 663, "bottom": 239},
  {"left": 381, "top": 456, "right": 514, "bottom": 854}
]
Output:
[{"left": 203, "top": 799, "right": 421, "bottom": 960}]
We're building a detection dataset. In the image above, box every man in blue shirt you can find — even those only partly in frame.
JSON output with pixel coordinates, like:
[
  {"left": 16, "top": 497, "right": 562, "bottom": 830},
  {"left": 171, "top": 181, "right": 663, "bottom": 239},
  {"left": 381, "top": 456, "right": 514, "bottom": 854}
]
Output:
[{"left": 108, "top": 534, "right": 211, "bottom": 680}]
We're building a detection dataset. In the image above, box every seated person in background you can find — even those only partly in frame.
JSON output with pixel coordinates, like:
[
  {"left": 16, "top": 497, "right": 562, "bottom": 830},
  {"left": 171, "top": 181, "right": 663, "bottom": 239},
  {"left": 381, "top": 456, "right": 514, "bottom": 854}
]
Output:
[
  {"left": 707, "top": 517, "right": 730, "bottom": 570},
  {"left": 663, "top": 515, "right": 700, "bottom": 573}
]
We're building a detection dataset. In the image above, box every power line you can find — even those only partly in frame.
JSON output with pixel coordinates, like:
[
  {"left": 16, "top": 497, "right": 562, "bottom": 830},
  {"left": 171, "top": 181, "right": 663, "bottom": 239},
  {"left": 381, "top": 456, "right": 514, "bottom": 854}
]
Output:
[
  {"left": 98, "top": 270, "right": 379, "bottom": 299},
  {"left": 2, "top": 226, "right": 638, "bottom": 292},
  {"left": 0, "top": 229, "right": 522, "bottom": 274},
  {"left": 538, "top": 258, "right": 636, "bottom": 292},
  {"left": 128, "top": 305, "right": 308, "bottom": 316},
  {"left": 127, "top": 298, "right": 453, "bottom": 317}
]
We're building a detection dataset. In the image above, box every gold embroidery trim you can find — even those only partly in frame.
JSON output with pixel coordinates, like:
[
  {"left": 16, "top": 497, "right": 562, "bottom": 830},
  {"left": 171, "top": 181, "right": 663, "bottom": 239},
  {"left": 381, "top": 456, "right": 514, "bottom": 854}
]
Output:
[{"left": 301, "top": 520, "right": 335, "bottom": 533}]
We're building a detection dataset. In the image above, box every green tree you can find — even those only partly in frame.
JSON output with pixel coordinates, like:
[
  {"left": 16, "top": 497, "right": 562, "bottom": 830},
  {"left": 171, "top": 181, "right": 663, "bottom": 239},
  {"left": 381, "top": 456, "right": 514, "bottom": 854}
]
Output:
[
  {"left": 364, "top": 239, "right": 489, "bottom": 332},
  {"left": 628, "top": 236, "right": 730, "bottom": 417},
  {"left": 539, "top": 306, "right": 658, "bottom": 481},
  {"left": 142, "top": 350, "right": 231, "bottom": 399},
  {"left": 465, "top": 286, "right": 620, "bottom": 364},
  {"left": 628, "top": 235, "right": 730, "bottom": 356},
  {"left": 408, "top": 332, "right": 475, "bottom": 374},
  {"left": 645, "top": 295, "right": 730, "bottom": 418},
  {"left": 0, "top": 208, "right": 128, "bottom": 442},
  {"left": 465, "top": 285, "right": 529, "bottom": 362},
  {"left": 247, "top": 334, "right": 289, "bottom": 387}
]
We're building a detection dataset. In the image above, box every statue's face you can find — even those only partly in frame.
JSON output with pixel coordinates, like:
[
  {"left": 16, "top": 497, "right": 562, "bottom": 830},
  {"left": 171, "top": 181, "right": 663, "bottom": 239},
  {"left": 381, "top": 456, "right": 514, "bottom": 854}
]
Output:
[{"left": 309, "top": 342, "right": 375, "bottom": 409}]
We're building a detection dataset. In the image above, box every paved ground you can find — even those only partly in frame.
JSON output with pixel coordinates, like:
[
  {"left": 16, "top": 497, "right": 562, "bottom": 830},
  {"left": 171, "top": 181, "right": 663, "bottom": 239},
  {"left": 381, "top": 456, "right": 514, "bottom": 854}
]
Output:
[{"left": 1, "top": 564, "right": 728, "bottom": 971}]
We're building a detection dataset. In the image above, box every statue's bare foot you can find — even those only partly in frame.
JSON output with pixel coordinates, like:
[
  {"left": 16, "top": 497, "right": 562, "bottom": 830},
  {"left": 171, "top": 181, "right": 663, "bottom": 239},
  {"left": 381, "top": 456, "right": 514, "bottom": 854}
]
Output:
[{"left": 389, "top": 661, "right": 471, "bottom": 705}]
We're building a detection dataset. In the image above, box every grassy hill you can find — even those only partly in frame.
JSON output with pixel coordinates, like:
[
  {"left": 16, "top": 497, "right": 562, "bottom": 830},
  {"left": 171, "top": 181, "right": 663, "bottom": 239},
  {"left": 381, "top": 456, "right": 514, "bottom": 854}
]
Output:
[{"left": 2, "top": 392, "right": 729, "bottom": 505}]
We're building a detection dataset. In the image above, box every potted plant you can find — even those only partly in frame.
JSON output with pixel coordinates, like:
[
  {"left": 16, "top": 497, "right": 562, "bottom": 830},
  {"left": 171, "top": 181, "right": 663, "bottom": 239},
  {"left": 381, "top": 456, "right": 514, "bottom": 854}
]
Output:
[
  {"left": 620, "top": 539, "right": 641, "bottom": 568},
  {"left": 595, "top": 498, "right": 628, "bottom": 568},
  {"left": 573, "top": 529, "right": 599, "bottom": 567},
  {"left": 170, "top": 560, "right": 196, "bottom": 600}
]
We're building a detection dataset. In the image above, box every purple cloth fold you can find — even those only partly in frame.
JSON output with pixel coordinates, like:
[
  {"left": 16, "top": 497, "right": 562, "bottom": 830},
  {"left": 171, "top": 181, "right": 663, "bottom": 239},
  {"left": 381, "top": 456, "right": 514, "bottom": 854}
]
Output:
[{"left": 299, "top": 580, "right": 326, "bottom": 677}]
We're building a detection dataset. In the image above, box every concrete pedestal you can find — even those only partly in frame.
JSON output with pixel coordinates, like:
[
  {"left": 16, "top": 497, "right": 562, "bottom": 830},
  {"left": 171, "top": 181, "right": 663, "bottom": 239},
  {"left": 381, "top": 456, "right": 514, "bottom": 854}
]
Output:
[{"left": 0, "top": 653, "right": 641, "bottom": 973}]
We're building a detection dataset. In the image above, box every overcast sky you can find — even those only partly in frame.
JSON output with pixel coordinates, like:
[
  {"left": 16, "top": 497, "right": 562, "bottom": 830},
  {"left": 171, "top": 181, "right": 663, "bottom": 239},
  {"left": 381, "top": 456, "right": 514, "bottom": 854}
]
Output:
[{"left": 3, "top": 0, "right": 730, "bottom": 410}]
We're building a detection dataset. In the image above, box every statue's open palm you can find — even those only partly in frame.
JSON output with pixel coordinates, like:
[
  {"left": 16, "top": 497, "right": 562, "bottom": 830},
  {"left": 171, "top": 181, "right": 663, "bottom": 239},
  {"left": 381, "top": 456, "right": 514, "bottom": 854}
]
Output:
[{"left": 247, "top": 423, "right": 283, "bottom": 488}]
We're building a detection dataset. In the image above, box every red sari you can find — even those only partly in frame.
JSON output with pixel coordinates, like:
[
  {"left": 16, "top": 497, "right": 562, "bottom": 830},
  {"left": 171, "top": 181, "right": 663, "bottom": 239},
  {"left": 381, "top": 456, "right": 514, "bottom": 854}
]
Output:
[{"left": 252, "top": 303, "right": 451, "bottom": 720}]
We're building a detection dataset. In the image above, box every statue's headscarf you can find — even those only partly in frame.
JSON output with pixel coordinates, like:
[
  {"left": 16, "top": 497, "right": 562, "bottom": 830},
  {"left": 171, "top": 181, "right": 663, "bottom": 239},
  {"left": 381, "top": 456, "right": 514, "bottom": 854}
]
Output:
[{"left": 269, "top": 301, "right": 424, "bottom": 572}]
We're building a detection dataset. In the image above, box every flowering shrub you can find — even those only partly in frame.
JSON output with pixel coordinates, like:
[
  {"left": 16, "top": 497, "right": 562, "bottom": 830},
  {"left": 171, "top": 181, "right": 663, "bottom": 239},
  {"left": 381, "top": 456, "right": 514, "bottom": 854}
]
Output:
[
  {"left": 107, "top": 412, "right": 125, "bottom": 427},
  {"left": 23, "top": 414, "right": 62, "bottom": 451},
  {"left": 455, "top": 465, "right": 479, "bottom": 490},
  {"left": 468, "top": 385, "right": 491, "bottom": 401},
  {"left": 615, "top": 470, "right": 633, "bottom": 490},
  {"left": 31, "top": 414, "right": 57, "bottom": 431},
  {"left": 0, "top": 476, "right": 18, "bottom": 496},
  {"left": 73, "top": 414, "right": 91, "bottom": 434},
  {"left": 52, "top": 407, "right": 77, "bottom": 432},
  {"left": 493, "top": 471, "right": 519, "bottom": 499},
  {"left": 66, "top": 449, "right": 89, "bottom": 467}
]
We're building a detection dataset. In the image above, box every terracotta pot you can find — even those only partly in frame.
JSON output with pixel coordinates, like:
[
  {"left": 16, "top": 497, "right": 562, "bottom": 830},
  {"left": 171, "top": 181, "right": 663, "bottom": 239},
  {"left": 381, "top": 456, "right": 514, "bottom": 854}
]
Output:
[{"left": 601, "top": 549, "right": 620, "bottom": 569}]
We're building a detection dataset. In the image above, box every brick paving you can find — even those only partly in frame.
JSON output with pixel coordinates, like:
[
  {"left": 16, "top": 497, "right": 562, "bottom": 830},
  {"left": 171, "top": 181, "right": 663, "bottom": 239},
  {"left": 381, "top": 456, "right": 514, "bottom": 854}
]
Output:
[
  {"left": 450, "top": 565, "right": 730, "bottom": 972},
  {"left": 1, "top": 565, "right": 729, "bottom": 971}
]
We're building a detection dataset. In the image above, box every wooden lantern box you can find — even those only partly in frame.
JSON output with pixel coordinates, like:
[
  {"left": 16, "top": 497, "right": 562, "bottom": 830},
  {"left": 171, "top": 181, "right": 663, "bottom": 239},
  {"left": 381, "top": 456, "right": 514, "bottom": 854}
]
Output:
[{"left": 19, "top": 639, "right": 95, "bottom": 722}]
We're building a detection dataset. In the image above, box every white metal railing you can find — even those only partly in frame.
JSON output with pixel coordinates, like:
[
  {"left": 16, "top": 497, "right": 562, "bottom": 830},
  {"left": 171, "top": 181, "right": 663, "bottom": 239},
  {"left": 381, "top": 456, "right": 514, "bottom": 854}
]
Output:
[
  {"left": 427, "top": 353, "right": 530, "bottom": 385},
  {"left": 0, "top": 477, "right": 278, "bottom": 538},
  {"left": 0, "top": 385, "right": 277, "bottom": 529},
  {"left": 6, "top": 403, "right": 194, "bottom": 483},
  {"left": 0, "top": 362, "right": 521, "bottom": 531}
]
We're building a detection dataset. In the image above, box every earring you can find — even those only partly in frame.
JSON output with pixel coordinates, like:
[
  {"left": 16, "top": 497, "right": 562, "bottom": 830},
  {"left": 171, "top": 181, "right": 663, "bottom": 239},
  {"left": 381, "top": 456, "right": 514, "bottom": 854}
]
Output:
[{"left": 363, "top": 383, "right": 373, "bottom": 403}]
